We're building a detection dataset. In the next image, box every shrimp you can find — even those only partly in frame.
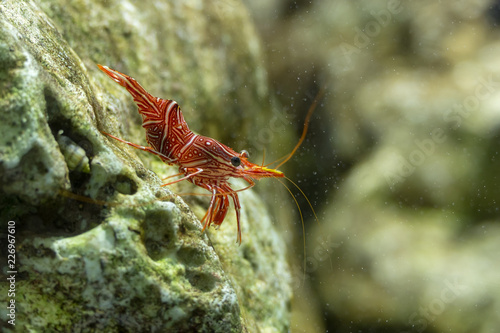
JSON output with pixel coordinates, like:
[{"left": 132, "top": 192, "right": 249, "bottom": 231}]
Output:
[{"left": 97, "top": 65, "right": 285, "bottom": 244}]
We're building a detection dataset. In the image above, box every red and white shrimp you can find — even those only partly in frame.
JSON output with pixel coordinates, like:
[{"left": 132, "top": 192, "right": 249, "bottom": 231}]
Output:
[{"left": 98, "top": 65, "right": 285, "bottom": 244}]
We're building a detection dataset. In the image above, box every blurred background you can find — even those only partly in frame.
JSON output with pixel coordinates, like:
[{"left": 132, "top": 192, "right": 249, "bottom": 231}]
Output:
[{"left": 241, "top": 0, "right": 500, "bottom": 332}]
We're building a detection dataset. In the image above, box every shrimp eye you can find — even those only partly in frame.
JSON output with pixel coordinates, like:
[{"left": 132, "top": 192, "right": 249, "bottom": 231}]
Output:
[
  {"left": 240, "top": 150, "right": 249, "bottom": 158},
  {"left": 231, "top": 156, "right": 241, "bottom": 167}
]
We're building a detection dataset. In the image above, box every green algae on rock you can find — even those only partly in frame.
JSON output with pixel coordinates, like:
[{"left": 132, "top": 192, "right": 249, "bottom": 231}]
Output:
[{"left": 0, "top": 0, "right": 292, "bottom": 332}]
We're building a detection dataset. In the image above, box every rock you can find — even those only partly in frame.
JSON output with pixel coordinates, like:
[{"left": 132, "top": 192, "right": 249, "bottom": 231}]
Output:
[{"left": 0, "top": 0, "right": 292, "bottom": 332}]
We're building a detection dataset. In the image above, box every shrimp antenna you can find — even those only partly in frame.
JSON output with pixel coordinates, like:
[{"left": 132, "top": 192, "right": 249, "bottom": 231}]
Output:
[
  {"left": 283, "top": 175, "right": 318, "bottom": 223},
  {"left": 281, "top": 175, "right": 334, "bottom": 280},
  {"left": 270, "top": 87, "right": 326, "bottom": 170},
  {"left": 275, "top": 177, "right": 307, "bottom": 286}
]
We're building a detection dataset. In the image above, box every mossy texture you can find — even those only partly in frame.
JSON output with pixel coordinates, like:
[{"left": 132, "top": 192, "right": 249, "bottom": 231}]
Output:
[{"left": 0, "top": 1, "right": 291, "bottom": 332}]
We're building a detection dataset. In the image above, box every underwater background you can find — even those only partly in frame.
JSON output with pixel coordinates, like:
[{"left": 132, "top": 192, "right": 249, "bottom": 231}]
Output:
[{"left": 244, "top": 0, "right": 500, "bottom": 332}]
